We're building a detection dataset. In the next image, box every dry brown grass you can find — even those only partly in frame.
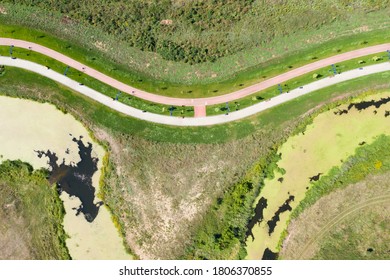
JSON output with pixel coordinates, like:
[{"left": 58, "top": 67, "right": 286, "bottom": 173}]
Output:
[
  {"left": 280, "top": 172, "right": 390, "bottom": 260},
  {"left": 0, "top": 189, "right": 32, "bottom": 260},
  {"left": 95, "top": 126, "right": 282, "bottom": 259},
  {"left": 0, "top": 6, "right": 7, "bottom": 15}
]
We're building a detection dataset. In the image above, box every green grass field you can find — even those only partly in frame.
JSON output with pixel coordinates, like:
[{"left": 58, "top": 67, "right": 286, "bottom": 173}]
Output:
[
  {"left": 281, "top": 172, "right": 390, "bottom": 260},
  {"left": 207, "top": 52, "right": 390, "bottom": 115},
  {"left": 313, "top": 199, "right": 390, "bottom": 260},
  {"left": 0, "top": 46, "right": 195, "bottom": 117},
  {"left": 1, "top": 66, "right": 390, "bottom": 144}
]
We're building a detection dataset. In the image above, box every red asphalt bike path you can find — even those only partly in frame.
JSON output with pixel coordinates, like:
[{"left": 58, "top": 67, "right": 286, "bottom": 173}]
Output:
[{"left": 1, "top": 38, "right": 390, "bottom": 117}]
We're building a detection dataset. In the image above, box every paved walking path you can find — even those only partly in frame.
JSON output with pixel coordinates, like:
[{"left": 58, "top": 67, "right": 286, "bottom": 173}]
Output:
[
  {"left": 2, "top": 38, "right": 390, "bottom": 117},
  {"left": 1, "top": 56, "right": 389, "bottom": 126}
]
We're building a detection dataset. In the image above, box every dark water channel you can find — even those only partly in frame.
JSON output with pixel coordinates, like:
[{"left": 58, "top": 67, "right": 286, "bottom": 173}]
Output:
[
  {"left": 334, "top": 97, "right": 390, "bottom": 115},
  {"left": 36, "top": 135, "right": 101, "bottom": 222},
  {"left": 262, "top": 248, "right": 278, "bottom": 260},
  {"left": 267, "top": 195, "right": 295, "bottom": 236},
  {"left": 347, "top": 96, "right": 390, "bottom": 111},
  {"left": 245, "top": 197, "right": 268, "bottom": 242}
]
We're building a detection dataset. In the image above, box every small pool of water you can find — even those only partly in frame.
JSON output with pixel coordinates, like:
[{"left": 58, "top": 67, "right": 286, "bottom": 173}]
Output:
[
  {"left": 245, "top": 92, "right": 390, "bottom": 259},
  {"left": 36, "top": 136, "right": 101, "bottom": 223},
  {"left": 0, "top": 96, "right": 132, "bottom": 259}
]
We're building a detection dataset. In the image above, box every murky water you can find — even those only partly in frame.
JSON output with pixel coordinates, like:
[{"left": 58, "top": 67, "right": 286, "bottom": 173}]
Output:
[
  {"left": 267, "top": 195, "right": 294, "bottom": 236},
  {"left": 245, "top": 92, "right": 390, "bottom": 259},
  {"left": 0, "top": 96, "right": 132, "bottom": 259},
  {"left": 245, "top": 197, "right": 267, "bottom": 242},
  {"left": 262, "top": 248, "right": 278, "bottom": 260},
  {"left": 36, "top": 136, "right": 101, "bottom": 223}
]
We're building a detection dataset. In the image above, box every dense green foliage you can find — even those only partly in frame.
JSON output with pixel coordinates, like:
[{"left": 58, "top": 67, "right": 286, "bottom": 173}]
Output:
[
  {"left": 0, "top": 160, "right": 70, "bottom": 259},
  {"left": 184, "top": 149, "right": 283, "bottom": 259},
  {"left": 292, "top": 134, "right": 390, "bottom": 219},
  {"left": 3, "top": 0, "right": 390, "bottom": 64}
]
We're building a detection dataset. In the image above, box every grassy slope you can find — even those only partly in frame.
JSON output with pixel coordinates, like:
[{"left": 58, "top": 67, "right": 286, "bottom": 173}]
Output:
[
  {"left": 314, "top": 198, "right": 390, "bottom": 260},
  {"left": 207, "top": 52, "right": 390, "bottom": 115},
  {"left": 1, "top": 3, "right": 390, "bottom": 97},
  {"left": 2, "top": 45, "right": 388, "bottom": 118},
  {"left": 0, "top": 46, "right": 195, "bottom": 117},
  {"left": 0, "top": 160, "right": 70, "bottom": 260},
  {"left": 1, "top": 66, "right": 390, "bottom": 143}
]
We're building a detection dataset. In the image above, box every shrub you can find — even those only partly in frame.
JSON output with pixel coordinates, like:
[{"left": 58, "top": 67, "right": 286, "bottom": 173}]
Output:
[{"left": 313, "top": 73, "right": 321, "bottom": 79}]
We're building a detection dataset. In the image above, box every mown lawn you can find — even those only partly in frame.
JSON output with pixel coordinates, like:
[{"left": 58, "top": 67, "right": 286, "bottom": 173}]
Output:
[{"left": 1, "top": 66, "right": 390, "bottom": 144}]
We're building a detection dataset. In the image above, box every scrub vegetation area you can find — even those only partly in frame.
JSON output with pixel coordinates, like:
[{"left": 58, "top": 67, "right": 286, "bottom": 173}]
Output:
[
  {"left": 0, "top": 160, "right": 70, "bottom": 260},
  {"left": 3, "top": 0, "right": 390, "bottom": 64}
]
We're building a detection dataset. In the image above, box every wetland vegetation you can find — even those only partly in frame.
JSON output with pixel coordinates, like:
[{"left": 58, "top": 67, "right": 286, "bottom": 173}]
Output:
[
  {"left": 0, "top": 96, "right": 130, "bottom": 260},
  {"left": 0, "top": 160, "right": 70, "bottom": 260},
  {"left": 244, "top": 92, "right": 390, "bottom": 259},
  {"left": 281, "top": 152, "right": 390, "bottom": 260}
]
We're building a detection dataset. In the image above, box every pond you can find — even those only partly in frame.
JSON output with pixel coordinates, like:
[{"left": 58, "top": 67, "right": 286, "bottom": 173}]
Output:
[
  {"left": 0, "top": 96, "right": 132, "bottom": 259},
  {"left": 245, "top": 92, "right": 390, "bottom": 259}
]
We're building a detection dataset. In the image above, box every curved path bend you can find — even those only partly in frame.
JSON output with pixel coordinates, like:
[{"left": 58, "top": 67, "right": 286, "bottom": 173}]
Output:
[
  {"left": 2, "top": 38, "right": 390, "bottom": 116},
  {"left": 1, "top": 56, "right": 390, "bottom": 126}
]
